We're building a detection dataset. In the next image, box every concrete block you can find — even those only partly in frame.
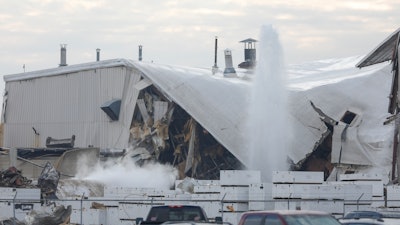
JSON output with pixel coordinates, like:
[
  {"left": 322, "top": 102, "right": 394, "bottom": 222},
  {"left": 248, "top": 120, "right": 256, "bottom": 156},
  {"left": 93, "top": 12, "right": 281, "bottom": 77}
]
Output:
[
  {"left": 249, "top": 183, "right": 272, "bottom": 201},
  {"left": 118, "top": 203, "right": 151, "bottom": 220},
  {"left": 220, "top": 170, "right": 261, "bottom": 186},
  {"left": 220, "top": 211, "right": 242, "bottom": 225},
  {"left": 272, "top": 171, "right": 323, "bottom": 184},
  {"left": 300, "top": 200, "right": 344, "bottom": 214},
  {"left": 302, "top": 184, "right": 344, "bottom": 200},
  {"left": 194, "top": 185, "right": 221, "bottom": 193},
  {"left": 191, "top": 193, "right": 220, "bottom": 201},
  {"left": 220, "top": 186, "right": 249, "bottom": 201},
  {"left": 339, "top": 173, "right": 383, "bottom": 181},
  {"left": 222, "top": 202, "right": 248, "bottom": 212}
]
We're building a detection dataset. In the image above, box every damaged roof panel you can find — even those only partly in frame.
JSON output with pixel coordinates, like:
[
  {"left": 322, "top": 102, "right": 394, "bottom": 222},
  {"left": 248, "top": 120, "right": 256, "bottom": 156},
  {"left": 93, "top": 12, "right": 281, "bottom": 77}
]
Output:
[
  {"left": 130, "top": 62, "right": 251, "bottom": 164},
  {"left": 356, "top": 28, "right": 400, "bottom": 68},
  {"left": 131, "top": 61, "right": 330, "bottom": 166}
]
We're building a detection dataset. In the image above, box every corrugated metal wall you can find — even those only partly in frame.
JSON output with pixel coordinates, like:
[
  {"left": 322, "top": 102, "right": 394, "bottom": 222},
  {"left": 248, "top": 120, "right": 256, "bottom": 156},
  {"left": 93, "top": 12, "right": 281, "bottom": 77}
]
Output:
[{"left": 3, "top": 65, "right": 142, "bottom": 149}]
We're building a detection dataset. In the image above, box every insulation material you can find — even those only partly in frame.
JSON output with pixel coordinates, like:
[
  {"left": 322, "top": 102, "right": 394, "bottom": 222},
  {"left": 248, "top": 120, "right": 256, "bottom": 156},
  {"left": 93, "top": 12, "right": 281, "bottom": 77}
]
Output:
[
  {"left": 153, "top": 101, "right": 168, "bottom": 122},
  {"left": 137, "top": 99, "right": 151, "bottom": 126}
]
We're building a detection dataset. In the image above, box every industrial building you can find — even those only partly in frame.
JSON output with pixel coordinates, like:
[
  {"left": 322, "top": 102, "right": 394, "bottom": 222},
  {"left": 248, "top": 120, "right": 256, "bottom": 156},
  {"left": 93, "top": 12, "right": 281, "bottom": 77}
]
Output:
[{"left": 0, "top": 28, "right": 398, "bottom": 184}]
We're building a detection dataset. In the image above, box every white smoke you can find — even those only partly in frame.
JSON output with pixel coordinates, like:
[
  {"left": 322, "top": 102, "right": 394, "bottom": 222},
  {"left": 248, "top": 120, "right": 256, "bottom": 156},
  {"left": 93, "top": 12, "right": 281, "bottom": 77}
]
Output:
[{"left": 75, "top": 152, "right": 178, "bottom": 189}]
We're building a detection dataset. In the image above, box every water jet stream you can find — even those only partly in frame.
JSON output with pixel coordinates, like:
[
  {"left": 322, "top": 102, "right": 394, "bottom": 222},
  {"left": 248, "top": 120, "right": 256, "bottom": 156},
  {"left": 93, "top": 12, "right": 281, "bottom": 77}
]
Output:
[{"left": 247, "top": 25, "right": 290, "bottom": 182}]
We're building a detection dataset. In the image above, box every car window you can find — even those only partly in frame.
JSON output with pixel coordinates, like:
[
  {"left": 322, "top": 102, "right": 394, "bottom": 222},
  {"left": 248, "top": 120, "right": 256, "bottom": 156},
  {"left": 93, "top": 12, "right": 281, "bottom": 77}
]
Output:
[
  {"left": 243, "top": 215, "right": 263, "bottom": 225},
  {"left": 283, "top": 214, "right": 341, "bottom": 225},
  {"left": 344, "top": 211, "right": 382, "bottom": 219},
  {"left": 264, "top": 215, "right": 283, "bottom": 225}
]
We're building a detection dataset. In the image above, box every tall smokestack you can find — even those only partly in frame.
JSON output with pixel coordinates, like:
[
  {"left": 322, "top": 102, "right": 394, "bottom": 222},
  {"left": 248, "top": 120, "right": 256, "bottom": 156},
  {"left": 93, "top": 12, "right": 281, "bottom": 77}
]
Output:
[
  {"left": 59, "top": 44, "right": 67, "bottom": 67},
  {"left": 139, "top": 45, "right": 143, "bottom": 61},
  {"left": 96, "top": 48, "right": 101, "bottom": 61},
  {"left": 223, "top": 49, "right": 236, "bottom": 77},
  {"left": 212, "top": 36, "right": 218, "bottom": 74}
]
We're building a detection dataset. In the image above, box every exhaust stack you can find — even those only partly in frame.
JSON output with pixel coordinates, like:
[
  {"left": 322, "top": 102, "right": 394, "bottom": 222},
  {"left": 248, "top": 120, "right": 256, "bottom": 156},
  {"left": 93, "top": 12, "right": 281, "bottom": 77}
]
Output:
[
  {"left": 96, "top": 48, "right": 101, "bottom": 61},
  {"left": 139, "top": 45, "right": 143, "bottom": 61},
  {"left": 59, "top": 44, "right": 67, "bottom": 67},
  {"left": 238, "top": 38, "right": 257, "bottom": 69},
  {"left": 223, "top": 49, "right": 236, "bottom": 77},
  {"left": 212, "top": 36, "right": 218, "bottom": 74}
]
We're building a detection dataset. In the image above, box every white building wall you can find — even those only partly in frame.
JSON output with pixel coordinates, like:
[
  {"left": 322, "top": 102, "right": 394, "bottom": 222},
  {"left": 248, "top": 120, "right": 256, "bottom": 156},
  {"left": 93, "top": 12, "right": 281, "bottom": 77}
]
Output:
[{"left": 3, "top": 65, "right": 142, "bottom": 149}]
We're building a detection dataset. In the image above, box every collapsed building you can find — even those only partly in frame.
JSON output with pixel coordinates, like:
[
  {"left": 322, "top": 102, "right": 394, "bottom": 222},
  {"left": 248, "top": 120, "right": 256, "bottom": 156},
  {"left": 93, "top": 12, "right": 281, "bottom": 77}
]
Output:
[{"left": 0, "top": 28, "right": 399, "bottom": 184}]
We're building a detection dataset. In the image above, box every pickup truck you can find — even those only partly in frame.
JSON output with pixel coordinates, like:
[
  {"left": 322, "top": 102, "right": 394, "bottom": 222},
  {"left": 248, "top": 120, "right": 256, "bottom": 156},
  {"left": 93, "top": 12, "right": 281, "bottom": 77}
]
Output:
[{"left": 137, "top": 205, "right": 214, "bottom": 225}]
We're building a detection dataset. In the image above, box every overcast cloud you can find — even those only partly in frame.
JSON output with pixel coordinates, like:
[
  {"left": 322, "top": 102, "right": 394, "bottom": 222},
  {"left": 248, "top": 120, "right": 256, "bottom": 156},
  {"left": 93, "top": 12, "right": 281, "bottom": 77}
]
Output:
[{"left": 1, "top": 0, "right": 399, "bottom": 76}]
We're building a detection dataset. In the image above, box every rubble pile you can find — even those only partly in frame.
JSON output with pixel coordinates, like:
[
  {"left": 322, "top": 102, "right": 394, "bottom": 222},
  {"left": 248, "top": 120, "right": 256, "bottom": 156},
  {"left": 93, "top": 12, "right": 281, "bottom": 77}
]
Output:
[
  {"left": 0, "top": 166, "right": 33, "bottom": 188},
  {"left": 0, "top": 162, "right": 72, "bottom": 225},
  {"left": 37, "top": 161, "right": 60, "bottom": 199}
]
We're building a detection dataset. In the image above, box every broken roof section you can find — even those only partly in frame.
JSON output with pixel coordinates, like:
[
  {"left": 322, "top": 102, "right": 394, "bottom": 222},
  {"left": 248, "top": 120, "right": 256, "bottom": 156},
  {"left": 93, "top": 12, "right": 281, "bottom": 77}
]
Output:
[{"left": 356, "top": 27, "right": 400, "bottom": 68}]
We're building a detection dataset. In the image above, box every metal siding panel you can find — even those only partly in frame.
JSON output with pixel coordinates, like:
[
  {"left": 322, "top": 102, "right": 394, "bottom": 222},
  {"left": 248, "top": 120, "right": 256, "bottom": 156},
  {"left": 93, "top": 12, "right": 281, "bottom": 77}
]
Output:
[
  {"left": 112, "top": 69, "right": 142, "bottom": 148},
  {"left": 99, "top": 67, "right": 127, "bottom": 148},
  {"left": 4, "top": 66, "right": 128, "bottom": 148}
]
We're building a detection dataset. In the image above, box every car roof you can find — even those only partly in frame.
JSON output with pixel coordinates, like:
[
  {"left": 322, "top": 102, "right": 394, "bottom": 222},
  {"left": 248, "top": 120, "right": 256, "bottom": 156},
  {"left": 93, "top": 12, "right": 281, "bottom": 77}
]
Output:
[
  {"left": 339, "top": 218, "right": 384, "bottom": 225},
  {"left": 344, "top": 211, "right": 383, "bottom": 219},
  {"left": 377, "top": 210, "right": 400, "bottom": 218},
  {"left": 241, "top": 210, "right": 331, "bottom": 216},
  {"left": 162, "top": 222, "right": 216, "bottom": 225}
]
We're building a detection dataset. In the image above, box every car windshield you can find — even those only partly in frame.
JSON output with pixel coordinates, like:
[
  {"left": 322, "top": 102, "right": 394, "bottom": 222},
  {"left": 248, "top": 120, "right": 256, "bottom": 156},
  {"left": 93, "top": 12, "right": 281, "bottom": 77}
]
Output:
[
  {"left": 283, "top": 214, "right": 341, "bottom": 225},
  {"left": 344, "top": 211, "right": 383, "bottom": 219},
  {"left": 379, "top": 211, "right": 400, "bottom": 219},
  {"left": 147, "top": 206, "right": 206, "bottom": 222}
]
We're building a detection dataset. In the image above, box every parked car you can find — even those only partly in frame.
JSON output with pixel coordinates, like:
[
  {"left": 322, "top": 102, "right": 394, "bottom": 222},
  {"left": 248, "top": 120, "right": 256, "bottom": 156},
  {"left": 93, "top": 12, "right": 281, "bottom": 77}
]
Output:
[
  {"left": 339, "top": 218, "right": 385, "bottom": 225},
  {"left": 237, "top": 210, "right": 341, "bottom": 225},
  {"left": 342, "top": 211, "right": 383, "bottom": 220},
  {"left": 341, "top": 210, "right": 400, "bottom": 225}
]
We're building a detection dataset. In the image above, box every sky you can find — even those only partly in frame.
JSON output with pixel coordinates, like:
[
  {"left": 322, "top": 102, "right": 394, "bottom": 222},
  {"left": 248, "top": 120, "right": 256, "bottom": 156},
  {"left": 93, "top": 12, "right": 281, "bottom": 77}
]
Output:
[{"left": 1, "top": 0, "right": 400, "bottom": 77}]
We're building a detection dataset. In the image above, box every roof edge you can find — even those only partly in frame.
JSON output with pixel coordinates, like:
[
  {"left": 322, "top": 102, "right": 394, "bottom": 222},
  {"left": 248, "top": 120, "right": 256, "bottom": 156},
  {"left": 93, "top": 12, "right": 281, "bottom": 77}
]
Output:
[
  {"left": 356, "top": 27, "right": 400, "bottom": 68},
  {"left": 3, "top": 58, "right": 135, "bottom": 82}
]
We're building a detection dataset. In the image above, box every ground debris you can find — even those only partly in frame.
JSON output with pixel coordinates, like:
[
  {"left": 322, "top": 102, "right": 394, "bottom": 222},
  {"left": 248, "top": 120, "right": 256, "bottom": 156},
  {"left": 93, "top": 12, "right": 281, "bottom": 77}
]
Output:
[
  {"left": 0, "top": 205, "right": 72, "bottom": 225},
  {"left": 25, "top": 205, "right": 72, "bottom": 225},
  {"left": 37, "top": 161, "right": 60, "bottom": 199},
  {"left": 0, "top": 166, "right": 32, "bottom": 188},
  {"left": 0, "top": 218, "right": 25, "bottom": 225}
]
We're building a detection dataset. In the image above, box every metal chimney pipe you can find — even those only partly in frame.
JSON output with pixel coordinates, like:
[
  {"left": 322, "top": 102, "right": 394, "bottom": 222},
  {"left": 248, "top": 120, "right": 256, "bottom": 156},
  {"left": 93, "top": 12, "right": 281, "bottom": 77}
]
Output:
[
  {"left": 214, "top": 37, "right": 218, "bottom": 67},
  {"left": 223, "top": 49, "right": 236, "bottom": 77},
  {"left": 212, "top": 36, "right": 219, "bottom": 74},
  {"left": 139, "top": 45, "right": 143, "bottom": 61},
  {"left": 96, "top": 48, "right": 101, "bottom": 61},
  {"left": 59, "top": 44, "right": 67, "bottom": 67}
]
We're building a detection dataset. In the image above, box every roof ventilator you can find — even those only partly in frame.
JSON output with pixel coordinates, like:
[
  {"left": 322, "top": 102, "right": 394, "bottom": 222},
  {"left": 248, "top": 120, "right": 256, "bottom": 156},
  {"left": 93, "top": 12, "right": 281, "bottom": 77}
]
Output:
[{"left": 101, "top": 99, "right": 121, "bottom": 121}]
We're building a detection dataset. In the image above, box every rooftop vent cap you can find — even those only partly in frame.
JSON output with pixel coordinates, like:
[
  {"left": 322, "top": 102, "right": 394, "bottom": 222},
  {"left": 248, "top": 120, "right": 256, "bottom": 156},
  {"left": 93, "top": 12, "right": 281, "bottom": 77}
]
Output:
[
  {"left": 223, "top": 49, "right": 237, "bottom": 77},
  {"left": 101, "top": 99, "right": 121, "bottom": 121}
]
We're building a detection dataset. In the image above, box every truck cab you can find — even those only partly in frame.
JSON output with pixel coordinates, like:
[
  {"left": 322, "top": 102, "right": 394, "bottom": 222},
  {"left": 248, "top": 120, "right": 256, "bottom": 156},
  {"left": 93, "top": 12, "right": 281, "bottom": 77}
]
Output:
[{"left": 137, "top": 205, "right": 210, "bottom": 225}]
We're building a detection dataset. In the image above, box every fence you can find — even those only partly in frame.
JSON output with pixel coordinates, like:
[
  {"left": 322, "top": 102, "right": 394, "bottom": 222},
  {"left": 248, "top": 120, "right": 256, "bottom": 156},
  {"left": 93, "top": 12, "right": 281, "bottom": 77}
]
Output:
[{"left": 0, "top": 196, "right": 397, "bottom": 225}]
